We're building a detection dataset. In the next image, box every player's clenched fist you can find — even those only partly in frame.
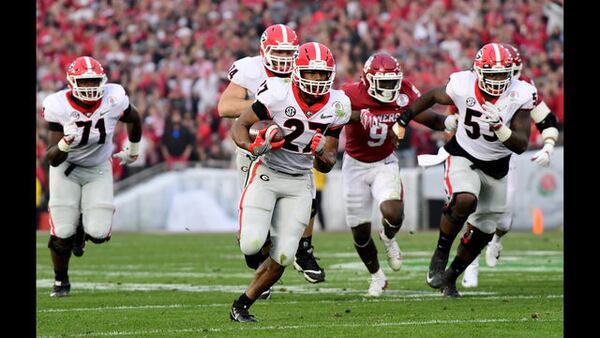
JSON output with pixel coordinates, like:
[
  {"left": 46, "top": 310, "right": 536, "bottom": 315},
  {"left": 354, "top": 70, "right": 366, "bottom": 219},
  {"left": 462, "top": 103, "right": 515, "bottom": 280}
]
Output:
[
  {"left": 249, "top": 126, "right": 284, "bottom": 156},
  {"left": 360, "top": 109, "right": 379, "bottom": 130},
  {"left": 311, "top": 128, "right": 326, "bottom": 155},
  {"left": 57, "top": 121, "right": 80, "bottom": 152}
]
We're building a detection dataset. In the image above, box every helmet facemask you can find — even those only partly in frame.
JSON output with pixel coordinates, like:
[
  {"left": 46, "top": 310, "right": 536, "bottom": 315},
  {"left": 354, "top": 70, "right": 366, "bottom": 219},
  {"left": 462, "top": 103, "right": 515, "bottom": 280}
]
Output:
[
  {"left": 366, "top": 72, "right": 403, "bottom": 103},
  {"left": 67, "top": 74, "right": 108, "bottom": 101},
  {"left": 293, "top": 67, "right": 335, "bottom": 96},
  {"left": 475, "top": 67, "right": 512, "bottom": 96},
  {"left": 263, "top": 44, "right": 298, "bottom": 74}
]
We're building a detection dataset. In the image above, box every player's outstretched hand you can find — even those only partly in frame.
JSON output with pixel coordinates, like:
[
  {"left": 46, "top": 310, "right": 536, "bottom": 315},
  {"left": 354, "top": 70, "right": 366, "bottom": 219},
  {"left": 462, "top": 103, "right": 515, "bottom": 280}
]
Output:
[
  {"left": 311, "top": 128, "right": 326, "bottom": 155},
  {"left": 360, "top": 109, "right": 379, "bottom": 130},
  {"left": 249, "top": 126, "right": 284, "bottom": 156},
  {"left": 531, "top": 143, "right": 554, "bottom": 167},
  {"left": 113, "top": 142, "right": 140, "bottom": 165}
]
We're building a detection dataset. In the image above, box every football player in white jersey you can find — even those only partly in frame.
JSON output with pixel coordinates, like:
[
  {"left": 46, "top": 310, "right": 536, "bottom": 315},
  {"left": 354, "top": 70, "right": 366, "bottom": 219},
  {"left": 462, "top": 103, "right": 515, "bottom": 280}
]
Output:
[
  {"left": 43, "top": 56, "right": 142, "bottom": 297},
  {"left": 461, "top": 43, "right": 561, "bottom": 288},
  {"left": 228, "top": 42, "right": 376, "bottom": 322},
  {"left": 393, "top": 43, "right": 535, "bottom": 297},
  {"left": 218, "top": 24, "right": 327, "bottom": 289}
]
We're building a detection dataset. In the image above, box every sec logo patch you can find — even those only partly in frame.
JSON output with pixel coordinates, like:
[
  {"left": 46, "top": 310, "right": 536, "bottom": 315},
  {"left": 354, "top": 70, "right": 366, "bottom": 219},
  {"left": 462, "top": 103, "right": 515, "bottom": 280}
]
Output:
[{"left": 285, "top": 106, "right": 296, "bottom": 117}]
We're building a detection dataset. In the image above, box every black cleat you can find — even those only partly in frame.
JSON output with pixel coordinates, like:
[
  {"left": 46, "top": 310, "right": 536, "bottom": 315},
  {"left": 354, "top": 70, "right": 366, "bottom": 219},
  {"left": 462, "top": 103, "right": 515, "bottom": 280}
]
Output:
[
  {"left": 229, "top": 301, "right": 258, "bottom": 323},
  {"left": 439, "top": 269, "right": 462, "bottom": 298},
  {"left": 72, "top": 220, "right": 86, "bottom": 257},
  {"left": 294, "top": 246, "right": 325, "bottom": 283},
  {"left": 442, "top": 283, "right": 462, "bottom": 298},
  {"left": 257, "top": 287, "right": 272, "bottom": 300},
  {"left": 50, "top": 280, "right": 71, "bottom": 298},
  {"left": 426, "top": 249, "right": 449, "bottom": 289}
]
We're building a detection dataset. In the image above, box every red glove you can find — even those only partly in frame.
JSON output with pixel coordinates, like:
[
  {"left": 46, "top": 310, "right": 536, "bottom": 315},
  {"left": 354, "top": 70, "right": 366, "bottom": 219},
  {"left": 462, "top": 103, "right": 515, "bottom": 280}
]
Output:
[
  {"left": 310, "top": 128, "right": 326, "bottom": 155},
  {"left": 249, "top": 126, "right": 285, "bottom": 156}
]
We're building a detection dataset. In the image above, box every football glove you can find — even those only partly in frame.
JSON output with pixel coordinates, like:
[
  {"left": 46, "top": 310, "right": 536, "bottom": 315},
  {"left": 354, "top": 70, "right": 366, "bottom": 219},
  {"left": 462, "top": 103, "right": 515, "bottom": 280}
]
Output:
[
  {"left": 530, "top": 143, "right": 554, "bottom": 167},
  {"left": 360, "top": 109, "right": 379, "bottom": 130},
  {"left": 311, "top": 128, "right": 326, "bottom": 155},
  {"left": 57, "top": 120, "right": 80, "bottom": 152},
  {"left": 113, "top": 142, "right": 140, "bottom": 165},
  {"left": 480, "top": 101, "right": 503, "bottom": 128},
  {"left": 248, "top": 126, "right": 284, "bottom": 156},
  {"left": 444, "top": 114, "right": 459, "bottom": 132}
]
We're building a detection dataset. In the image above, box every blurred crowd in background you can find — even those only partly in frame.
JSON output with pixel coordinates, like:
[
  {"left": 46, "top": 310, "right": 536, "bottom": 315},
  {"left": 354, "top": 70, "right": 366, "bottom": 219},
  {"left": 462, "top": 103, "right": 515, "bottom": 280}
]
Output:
[{"left": 36, "top": 0, "right": 564, "bottom": 203}]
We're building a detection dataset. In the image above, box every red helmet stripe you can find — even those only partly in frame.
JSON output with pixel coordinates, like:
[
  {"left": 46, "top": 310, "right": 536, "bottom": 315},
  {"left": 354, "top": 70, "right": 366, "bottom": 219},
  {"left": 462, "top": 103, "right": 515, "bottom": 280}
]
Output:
[
  {"left": 84, "top": 56, "right": 93, "bottom": 72},
  {"left": 279, "top": 24, "right": 287, "bottom": 43},
  {"left": 491, "top": 43, "right": 501, "bottom": 64},
  {"left": 313, "top": 42, "right": 321, "bottom": 60}
]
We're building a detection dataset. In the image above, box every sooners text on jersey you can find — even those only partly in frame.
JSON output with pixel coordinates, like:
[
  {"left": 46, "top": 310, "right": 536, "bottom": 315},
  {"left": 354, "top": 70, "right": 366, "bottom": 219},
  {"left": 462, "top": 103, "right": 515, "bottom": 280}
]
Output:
[
  {"left": 342, "top": 80, "right": 420, "bottom": 162},
  {"left": 43, "top": 83, "right": 129, "bottom": 167}
]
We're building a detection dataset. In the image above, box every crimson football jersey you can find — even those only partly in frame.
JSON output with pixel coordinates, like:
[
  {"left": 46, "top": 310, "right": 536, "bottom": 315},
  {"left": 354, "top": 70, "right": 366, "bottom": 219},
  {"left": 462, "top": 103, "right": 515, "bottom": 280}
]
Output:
[{"left": 342, "top": 80, "right": 420, "bottom": 162}]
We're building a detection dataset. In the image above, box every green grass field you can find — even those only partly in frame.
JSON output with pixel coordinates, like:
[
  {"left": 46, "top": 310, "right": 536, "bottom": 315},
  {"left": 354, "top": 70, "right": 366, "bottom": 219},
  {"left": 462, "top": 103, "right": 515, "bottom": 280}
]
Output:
[{"left": 36, "top": 230, "right": 563, "bottom": 337}]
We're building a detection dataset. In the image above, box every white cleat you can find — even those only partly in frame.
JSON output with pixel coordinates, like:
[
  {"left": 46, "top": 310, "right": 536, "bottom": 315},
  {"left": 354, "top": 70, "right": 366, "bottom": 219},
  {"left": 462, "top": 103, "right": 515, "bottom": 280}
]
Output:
[
  {"left": 367, "top": 275, "right": 388, "bottom": 297},
  {"left": 462, "top": 255, "right": 479, "bottom": 288},
  {"left": 379, "top": 230, "right": 403, "bottom": 271},
  {"left": 485, "top": 241, "right": 503, "bottom": 267}
]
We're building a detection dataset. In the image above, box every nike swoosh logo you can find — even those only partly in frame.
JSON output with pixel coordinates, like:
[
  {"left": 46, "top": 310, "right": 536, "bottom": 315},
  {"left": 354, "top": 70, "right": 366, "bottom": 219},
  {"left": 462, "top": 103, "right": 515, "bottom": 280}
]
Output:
[
  {"left": 426, "top": 273, "right": 434, "bottom": 284},
  {"left": 98, "top": 110, "right": 110, "bottom": 116},
  {"left": 321, "top": 114, "right": 333, "bottom": 118}
]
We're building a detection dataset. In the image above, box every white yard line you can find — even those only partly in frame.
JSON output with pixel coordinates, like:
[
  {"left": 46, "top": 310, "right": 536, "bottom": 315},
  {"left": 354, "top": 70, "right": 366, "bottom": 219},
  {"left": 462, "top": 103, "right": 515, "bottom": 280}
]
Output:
[
  {"left": 38, "top": 294, "right": 562, "bottom": 313},
  {"left": 38, "top": 317, "right": 562, "bottom": 337}
]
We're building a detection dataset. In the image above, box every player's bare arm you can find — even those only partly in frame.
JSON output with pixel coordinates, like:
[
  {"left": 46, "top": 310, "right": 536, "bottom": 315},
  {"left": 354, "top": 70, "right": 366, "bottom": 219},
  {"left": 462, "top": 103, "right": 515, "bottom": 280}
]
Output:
[
  {"left": 119, "top": 103, "right": 142, "bottom": 142},
  {"left": 313, "top": 136, "right": 338, "bottom": 173},
  {"left": 46, "top": 129, "right": 69, "bottom": 167},
  {"left": 394, "top": 86, "right": 454, "bottom": 138},
  {"left": 412, "top": 110, "right": 448, "bottom": 131},
  {"left": 231, "top": 105, "right": 260, "bottom": 151},
  {"left": 218, "top": 82, "right": 254, "bottom": 118},
  {"left": 503, "top": 108, "right": 531, "bottom": 154}
]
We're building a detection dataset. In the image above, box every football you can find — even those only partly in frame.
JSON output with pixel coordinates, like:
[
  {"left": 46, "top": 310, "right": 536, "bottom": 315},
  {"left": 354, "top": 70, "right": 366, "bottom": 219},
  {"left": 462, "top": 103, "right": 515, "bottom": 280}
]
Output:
[{"left": 249, "top": 120, "right": 284, "bottom": 142}]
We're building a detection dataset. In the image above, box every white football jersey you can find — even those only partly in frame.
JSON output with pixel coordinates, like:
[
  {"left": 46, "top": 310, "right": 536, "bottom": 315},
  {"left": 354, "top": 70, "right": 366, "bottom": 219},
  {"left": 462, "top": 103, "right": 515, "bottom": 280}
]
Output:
[
  {"left": 255, "top": 77, "right": 352, "bottom": 174},
  {"left": 227, "top": 56, "right": 269, "bottom": 98},
  {"left": 446, "top": 71, "right": 537, "bottom": 161},
  {"left": 43, "top": 83, "right": 129, "bottom": 167}
]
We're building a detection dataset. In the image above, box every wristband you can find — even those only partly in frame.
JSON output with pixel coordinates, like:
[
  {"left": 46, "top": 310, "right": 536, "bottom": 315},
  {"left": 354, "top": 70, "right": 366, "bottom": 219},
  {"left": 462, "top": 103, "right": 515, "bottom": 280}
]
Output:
[
  {"left": 493, "top": 124, "right": 512, "bottom": 142},
  {"left": 57, "top": 138, "right": 71, "bottom": 152}
]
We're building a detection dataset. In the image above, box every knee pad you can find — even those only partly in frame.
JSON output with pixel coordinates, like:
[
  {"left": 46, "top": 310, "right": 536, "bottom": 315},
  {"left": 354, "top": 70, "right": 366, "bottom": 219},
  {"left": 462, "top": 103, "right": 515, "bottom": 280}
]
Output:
[
  {"left": 443, "top": 193, "right": 478, "bottom": 225},
  {"left": 310, "top": 199, "right": 317, "bottom": 219},
  {"left": 85, "top": 234, "right": 111, "bottom": 244},
  {"left": 458, "top": 224, "right": 494, "bottom": 258},
  {"left": 48, "top": 235, "right": 74, "bottom": 256},
  {"left": 351, "top": 223, "right": 372, "bottom": 247}
]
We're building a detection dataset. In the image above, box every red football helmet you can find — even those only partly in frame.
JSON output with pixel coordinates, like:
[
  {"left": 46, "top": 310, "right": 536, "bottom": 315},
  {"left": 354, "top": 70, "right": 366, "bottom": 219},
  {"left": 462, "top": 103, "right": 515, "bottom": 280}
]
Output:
[
  {"left": 66, "top": 56, "right": 108, "bottom": 101},
  {"left": 362, "top": 52, "right": 403, "bottom": 103},
  {"left": 292, "top": 42, "right": 336, "bottom": 96},
  {"left": 473, "top": 43, "right": 513, "bottom": 96},
  {"left": 260, "top": 24, "right": 299, "bottom": 75},
  {"left": 501, "top": 43, "right": 523, "bottom": 79}
]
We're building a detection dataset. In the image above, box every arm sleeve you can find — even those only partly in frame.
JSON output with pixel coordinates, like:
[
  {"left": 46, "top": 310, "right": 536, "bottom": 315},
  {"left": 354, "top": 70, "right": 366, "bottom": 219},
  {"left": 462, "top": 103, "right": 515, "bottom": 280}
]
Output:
[
  {"left": 252, "top": 100, "right": 270, "bottom": 120},
  {"left": 324, "top": 127, "right": 342, "bottom": 138},
  {"left": 47, "top": 122, "right": 63, "bottom": 132}
]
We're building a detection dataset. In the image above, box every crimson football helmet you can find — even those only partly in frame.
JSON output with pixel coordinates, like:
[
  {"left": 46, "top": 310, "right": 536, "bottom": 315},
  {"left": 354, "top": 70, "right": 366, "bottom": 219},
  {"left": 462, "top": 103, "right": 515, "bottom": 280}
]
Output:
[
  {"left": 362, "top": 52, "right": 403, "bottom": 103},
  {"left": 501, "top": 43, "right": 523, "bottom": 79},
  {"left": 473, "top": 43, "right": 513, "bottom": 96},
  {"left": 292, "top": 42, "right": 336, "bottom": 96},
  {"left": 260, "top": 24, "right": 299, "bottom": 74},
  {"left": 66, "top": 56, "right": 108, "bottom": 101}
]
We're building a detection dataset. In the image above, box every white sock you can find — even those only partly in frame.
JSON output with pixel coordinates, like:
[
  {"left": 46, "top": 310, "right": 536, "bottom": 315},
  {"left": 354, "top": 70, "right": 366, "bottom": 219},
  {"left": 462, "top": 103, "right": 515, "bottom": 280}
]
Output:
[
  {"left": 491, "top": 234, "right": 502, "bottom": 244},
  {"left": 371, "top": 268, "right": 386, "bottom": 280}
]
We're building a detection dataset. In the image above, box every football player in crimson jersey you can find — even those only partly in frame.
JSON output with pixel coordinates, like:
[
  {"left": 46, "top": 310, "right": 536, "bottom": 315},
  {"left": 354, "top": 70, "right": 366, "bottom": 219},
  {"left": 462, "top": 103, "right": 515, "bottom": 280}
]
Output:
[
  {"left": 341, "top": 52, "right": 454, "bottom": 296},
  {"left": 229, "top": 42, "right": 377, "bottom": 322},
  {"left": 43, "top": 56, "right": 142, "bottom": 297},
  {"left": 217, "top": 24, "right": 328, "bottom": 289},
  {"left": 461, "top": 43, "right": 561, "bottom": 288},
  {"left": 394, "top": 43, "right": 535, "bottom": 297}
]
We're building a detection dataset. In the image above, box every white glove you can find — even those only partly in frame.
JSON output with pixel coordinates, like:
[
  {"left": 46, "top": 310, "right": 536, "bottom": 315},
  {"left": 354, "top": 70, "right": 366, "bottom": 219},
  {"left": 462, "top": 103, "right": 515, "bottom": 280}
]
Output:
[
  {"left": 531, "top": 143, "right": 554, "bottom": 167},
  {"left": 57, "top": 120, "right": 80, "bottom": 152},
  {"left": 113, "top": 142, "right": 140, "bottom": 165},
  {"left": 480, "top": 101, "right": 503, "bottom": 128},
  {"left": 444, "top": 114, "right": 458, "bottom": 132},
  {"left": 360, "top": 109, "right": 379, "bottom": 130}
]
